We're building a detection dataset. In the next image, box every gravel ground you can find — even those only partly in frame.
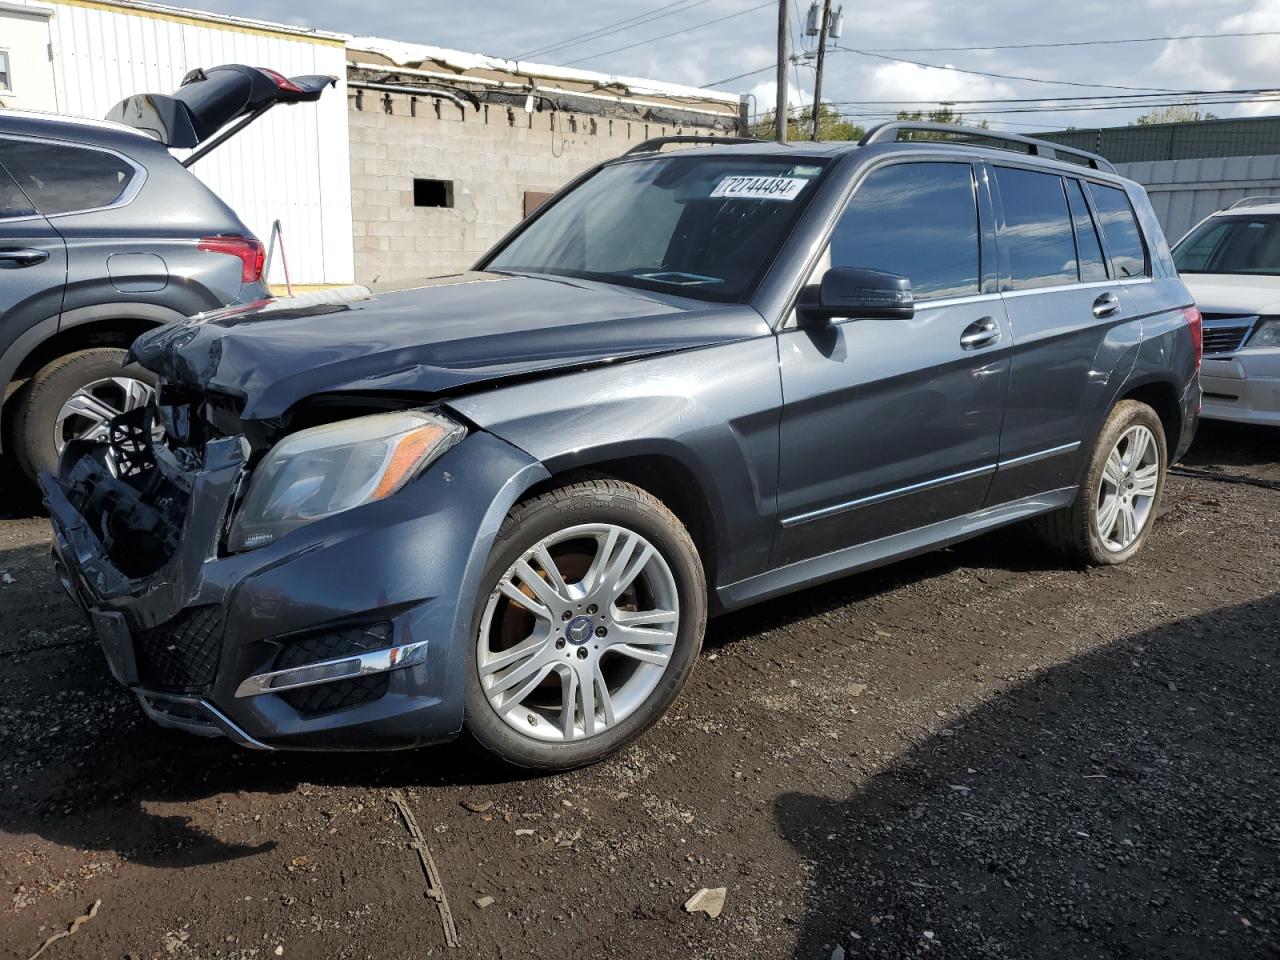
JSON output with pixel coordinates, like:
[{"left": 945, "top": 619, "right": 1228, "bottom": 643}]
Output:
[{"left": 1, "top": 420, "right": 1276, "bottom": 960}]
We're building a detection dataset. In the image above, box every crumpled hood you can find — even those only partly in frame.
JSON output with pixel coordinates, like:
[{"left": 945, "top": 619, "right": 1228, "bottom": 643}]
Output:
[
  {"left": 130, "top": 272, "right": 767, "bottom": 420},
  {"left": 1183, "top": 273, "right": 1280, "bottom": 315}
]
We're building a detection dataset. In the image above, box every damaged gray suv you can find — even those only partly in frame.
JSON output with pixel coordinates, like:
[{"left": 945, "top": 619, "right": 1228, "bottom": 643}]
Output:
[{"left": 43, "top": 124, "right": 1201, "bottom": 770}]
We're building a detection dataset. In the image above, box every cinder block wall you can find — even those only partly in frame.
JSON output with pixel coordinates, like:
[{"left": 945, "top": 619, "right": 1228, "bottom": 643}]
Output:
[{"left": 348, "top": 91, "right": 727, "bottom": 285}]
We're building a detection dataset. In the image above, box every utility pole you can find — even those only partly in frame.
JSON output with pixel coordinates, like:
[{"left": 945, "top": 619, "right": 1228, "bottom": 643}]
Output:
[
  {"left": 775, "top": 0, "right": 789, "bottom": 143},
  {"left": 810, "top": 0, "right": 831, "bottom": 141}
]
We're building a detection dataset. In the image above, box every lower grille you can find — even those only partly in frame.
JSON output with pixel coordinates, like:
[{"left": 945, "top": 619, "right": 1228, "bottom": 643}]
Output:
[
  {"left": 134, "top": 606, "right": 225, "bottom": 691},
  {"left": 275, "top": 623, "right": 393, "bottom": 713}
]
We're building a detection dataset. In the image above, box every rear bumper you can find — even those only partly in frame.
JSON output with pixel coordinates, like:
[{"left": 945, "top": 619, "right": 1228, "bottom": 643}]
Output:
[
  {"left": 1200, "top": 350, "right": 1280, "bottom": 425},
  {"left": 43, "top": 430, "right": 546, "bottom": 751}
]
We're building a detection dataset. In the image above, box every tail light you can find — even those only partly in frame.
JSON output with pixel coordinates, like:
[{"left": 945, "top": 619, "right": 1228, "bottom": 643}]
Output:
[
  {"left": 199, "top": 236, "right": 265, "bottom": 284},
  {"left": 258, "top": 67, "right": 303, "bottom": 93},
  {"left": 1182, "top": 305, "right": 1203, "bottom": 369}
]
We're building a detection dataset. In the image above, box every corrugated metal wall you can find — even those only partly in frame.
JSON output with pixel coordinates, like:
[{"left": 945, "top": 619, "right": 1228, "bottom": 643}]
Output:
[
  {"left": 1115, "top": 154, "right": 1280, "bottom": 245},
  {"left": 1040, "top": 117, "right": 1280, "bottom": 164},
  {"left": 44, "top": 1, "right": 354, "bottom": 285}
]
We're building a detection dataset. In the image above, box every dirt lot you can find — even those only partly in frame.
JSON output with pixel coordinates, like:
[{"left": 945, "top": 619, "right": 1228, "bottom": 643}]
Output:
[{"left": 1, "top": 421, "right": 1277, "bottom": 960}]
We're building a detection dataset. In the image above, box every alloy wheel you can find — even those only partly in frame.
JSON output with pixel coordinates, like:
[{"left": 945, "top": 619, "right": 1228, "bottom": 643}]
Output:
[
  {"left": 477, "top": 522, "right": 680, "bottom": 743},
  {"left": 1095, "top": 424, "right": 1160, "bottom": 552},
  {"left": 53, "top": 376, "right": 155, "bottom": 454}
]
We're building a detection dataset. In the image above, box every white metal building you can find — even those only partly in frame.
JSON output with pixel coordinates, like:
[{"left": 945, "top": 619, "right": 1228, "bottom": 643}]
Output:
[{"left": 1, "top": 0, "right": 354, "bottom": 284}]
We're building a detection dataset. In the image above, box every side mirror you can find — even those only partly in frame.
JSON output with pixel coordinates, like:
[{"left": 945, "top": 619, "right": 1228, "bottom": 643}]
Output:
[{"left": 798, "top": 267, "right": 914, "bottom": 325}]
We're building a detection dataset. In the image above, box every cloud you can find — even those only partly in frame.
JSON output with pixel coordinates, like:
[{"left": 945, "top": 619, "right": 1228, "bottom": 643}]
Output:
[{"left": 859, "top": 61, "right": 1017, "bottom": 104}]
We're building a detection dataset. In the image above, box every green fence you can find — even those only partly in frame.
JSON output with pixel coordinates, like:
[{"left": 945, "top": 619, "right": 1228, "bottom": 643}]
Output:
[{"left": 1037, "top": 117, "right": 1280, "bottom": 164}]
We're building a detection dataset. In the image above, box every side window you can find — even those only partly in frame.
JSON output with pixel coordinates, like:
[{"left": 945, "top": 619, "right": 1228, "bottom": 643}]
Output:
[
  {"left": 1066, "top": 179, "right": 1108, "bottom": 281},
  {"left": 0, "top": 162, "right": 37, "bottom": 219},
  {"left": 1088, "top": 182, "right": 1148, "bottom": 278},
  {"left": 828, "top": 161, "right": 980, "bottom": 300},
  {"left": 994, "top": 167, "right": 1077, "bottom": 290},
  {"left": 0, "top": 139, "right": 136, "bottom": 216}
]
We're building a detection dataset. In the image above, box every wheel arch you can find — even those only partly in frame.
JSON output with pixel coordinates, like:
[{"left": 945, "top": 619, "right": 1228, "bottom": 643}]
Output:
[
  {"left": 521, "top": 450, "right": 723, "bottom": 594},
  {"left": 0, "top": 303, "right": 185, "bottom": 453},
  {"left": 1116, "top": 375, "right": 1183, "bottom": 455}
]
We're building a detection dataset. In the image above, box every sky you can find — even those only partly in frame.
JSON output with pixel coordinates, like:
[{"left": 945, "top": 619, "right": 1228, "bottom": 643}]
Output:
[{"left": 186, "top": 0, "right": 1280, "bottom": 132}]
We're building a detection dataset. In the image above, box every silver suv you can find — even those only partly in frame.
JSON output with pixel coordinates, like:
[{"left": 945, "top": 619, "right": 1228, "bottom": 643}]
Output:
[{"left": 0, "top": 64, "right": 330, "bottom": 480}]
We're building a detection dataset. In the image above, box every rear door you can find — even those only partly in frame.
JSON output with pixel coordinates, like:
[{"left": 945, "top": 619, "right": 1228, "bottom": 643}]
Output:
[
  {"left": 774, "top": 159, "right": 1011, "bottom": 565},
  {"left": 0, "top": 152, "right": 66, "bottom": 366},
  {"left": 985, "top": 165, "right": 1143, "bottom": 503}
]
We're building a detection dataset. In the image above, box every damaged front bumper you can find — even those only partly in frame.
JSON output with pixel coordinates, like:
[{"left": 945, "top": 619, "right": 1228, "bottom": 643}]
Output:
[{"left": 42, "top": 410, "right": 547, "bottom": 751}]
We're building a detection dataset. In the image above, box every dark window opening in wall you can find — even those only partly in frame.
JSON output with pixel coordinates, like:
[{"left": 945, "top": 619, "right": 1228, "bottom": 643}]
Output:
[
  {"left": 523, "top": 191, "right": 554, "bottom": 218},
  {"left": 413, "top": 178, "right": 453, "bottom": 208}
]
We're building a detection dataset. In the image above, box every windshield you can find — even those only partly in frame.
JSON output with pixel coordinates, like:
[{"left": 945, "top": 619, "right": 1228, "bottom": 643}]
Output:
[
  {"left": 1174, "top": 215, "right": 1280, "bottom": 276},
  {"left": 485, "top": 154, "right": 829, "bottom": 301}
]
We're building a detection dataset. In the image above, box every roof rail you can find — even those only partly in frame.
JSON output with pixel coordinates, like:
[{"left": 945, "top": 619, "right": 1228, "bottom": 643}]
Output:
[
  {"left": 623, "top": 134, "right": 763, "bottom": 156},
  {"left": 858, "top": 121, "right": 1117, "bottom": 174},
  {"left": 1228, "top": 195, "right": 1280, "bottom": 209}
]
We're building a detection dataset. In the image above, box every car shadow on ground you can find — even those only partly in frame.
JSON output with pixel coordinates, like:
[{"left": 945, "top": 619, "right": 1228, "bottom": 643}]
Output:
[{"left": 776, "top": 593, "right": 1280, "bottom": 959}]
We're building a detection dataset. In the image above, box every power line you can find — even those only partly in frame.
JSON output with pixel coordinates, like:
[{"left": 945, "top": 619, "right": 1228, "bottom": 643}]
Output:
[
  {"left": 703, "top": 27, "right": 1280, "bottom": 91},
  {"left": 835, "top": 48, "right": 1190, "bottom": 94},
  {"left": 515, "top": 0, "right": 711, "bottom": 60},
  {"left": 861, "top": 30, "right": 1280, "bottom": 53},
  {"left": 560, "top": 1, "right": 775, "bottom": 67},
  {"left": 822, "top": 86, "right": 1280, "bottom": 106}
]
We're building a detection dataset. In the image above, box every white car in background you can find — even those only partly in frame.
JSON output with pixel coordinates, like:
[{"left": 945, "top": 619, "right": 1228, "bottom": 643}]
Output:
[{"left": 1173, "top": 197, "right": 1280, "bottom": 426}]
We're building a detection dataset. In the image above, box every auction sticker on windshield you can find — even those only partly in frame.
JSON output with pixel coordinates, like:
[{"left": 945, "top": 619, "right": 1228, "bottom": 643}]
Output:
[{"left": 710, "top": 175, "right": 808, "bottom": 201}]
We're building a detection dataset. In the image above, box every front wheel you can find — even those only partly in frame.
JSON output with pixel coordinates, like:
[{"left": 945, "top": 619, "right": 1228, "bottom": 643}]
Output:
[
  {"left": 1036, "top": 399, "right": 1167, "bottom": 565},
  {"left": 464, "top": 478, "right": 707, "bottom": 770}
]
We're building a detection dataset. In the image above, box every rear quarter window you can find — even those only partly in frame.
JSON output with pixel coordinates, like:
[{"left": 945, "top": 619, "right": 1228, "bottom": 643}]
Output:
[
  {"left": 1088, "top": 182, "right": 1148, "bottom": 278},
  {"left": 0, "top": 138, "right": 137, "bottom": 216}
]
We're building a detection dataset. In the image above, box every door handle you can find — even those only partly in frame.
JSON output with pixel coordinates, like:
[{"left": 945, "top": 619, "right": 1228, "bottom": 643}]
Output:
[
  {"left": 0, "top": 248, "right": 50, "bottom": 268},
  {"left": 960, "top": 316, "right": 1001, "bottom": 350},
  {"left": 1092, "top": 291, "right": 1120, "bottom": 318}
]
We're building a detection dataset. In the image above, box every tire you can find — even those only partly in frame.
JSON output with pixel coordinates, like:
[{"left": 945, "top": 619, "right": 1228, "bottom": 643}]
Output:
[
  {"left": 13, "top": 348, "right": 158, "bottom": 482},
  {"left": 1036, "top": 400, "right": 1167, "bottom": 565},
  {"left": 464, "top": 478, "right": 707, "bottom": 770}
]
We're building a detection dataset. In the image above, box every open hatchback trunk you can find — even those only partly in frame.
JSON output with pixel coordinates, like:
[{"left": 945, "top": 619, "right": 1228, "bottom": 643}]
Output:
[{"left": 105, "top": 64, "right": 335, "bottom": 165}]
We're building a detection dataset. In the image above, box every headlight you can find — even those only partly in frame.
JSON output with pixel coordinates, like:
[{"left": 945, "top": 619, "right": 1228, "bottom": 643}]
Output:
[
  {"left": 228, "top": 409, "right": 465, "bottom": 552},
  {"left": 1248, "top": 318, "right": 1280, "bottom": 348}
]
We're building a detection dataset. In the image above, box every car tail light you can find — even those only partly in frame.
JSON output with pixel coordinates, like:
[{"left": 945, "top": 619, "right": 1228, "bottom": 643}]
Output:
[
  {"left": 258, "top": 67, "right": 303, "bottom": 93},
  {"left": 1182, "top": 305, "right": 1203, "bottom": 369},
  {"left": 199, "top": 236, "right": 265, "bottom": 283}
]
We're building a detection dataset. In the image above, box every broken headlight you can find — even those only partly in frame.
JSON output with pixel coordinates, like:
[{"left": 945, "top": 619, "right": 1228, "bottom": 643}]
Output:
[{"left": 227, "top": 410, "right": 465, "bottom": 553}]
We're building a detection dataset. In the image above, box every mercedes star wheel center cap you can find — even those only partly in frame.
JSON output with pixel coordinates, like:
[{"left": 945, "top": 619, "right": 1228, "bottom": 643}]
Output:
[{"left": 566, "top": 615, "right": 595, "bottom": 646}]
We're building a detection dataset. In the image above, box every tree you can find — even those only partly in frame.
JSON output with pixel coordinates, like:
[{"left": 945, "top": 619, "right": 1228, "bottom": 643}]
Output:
[
  {"left": 1133, "top": 104, "right": 1218, "bottom": 125},
  {"left": 752, "top": 103, "right": 864, "bottom": 141},
  {"left": 895, "top": 107, "right": 988, "bottom": 129}
]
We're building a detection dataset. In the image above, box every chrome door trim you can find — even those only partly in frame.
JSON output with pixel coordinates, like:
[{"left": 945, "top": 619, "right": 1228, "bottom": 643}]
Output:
[
  {"left": 780, "top": 463, "right": 997, "bottom": 528},
  {"left": 997, "top": 440, "right": 1081, "bottom": 470}
]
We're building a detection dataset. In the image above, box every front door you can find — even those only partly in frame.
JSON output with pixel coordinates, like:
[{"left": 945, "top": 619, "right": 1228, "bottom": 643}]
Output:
[
  {"left": 774, "top": 159, "right": 1010, "bottom": 566},
  {"left": 0, "top": 156, "right": 65, "bottom": 366}
]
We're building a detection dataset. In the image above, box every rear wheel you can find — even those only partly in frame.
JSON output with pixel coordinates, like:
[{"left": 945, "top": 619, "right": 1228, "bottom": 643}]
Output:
[
  {"left": 465, "top": 478, "right": 706, "bottom": 770},
  {"left": 1036, "top": 400, "right": 1167, "bottom": 565},
  {"left": 13, "top": 348, "right": 157, "bottom": 482}
]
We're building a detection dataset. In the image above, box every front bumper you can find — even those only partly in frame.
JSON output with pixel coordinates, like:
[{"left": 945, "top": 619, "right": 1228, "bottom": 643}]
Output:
[
  {"left": 43, "top": 429, "right": 547, "bottom": 751},
  {"left": 1200, "top": 349, "right": 1280, "bottom": 426}
]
